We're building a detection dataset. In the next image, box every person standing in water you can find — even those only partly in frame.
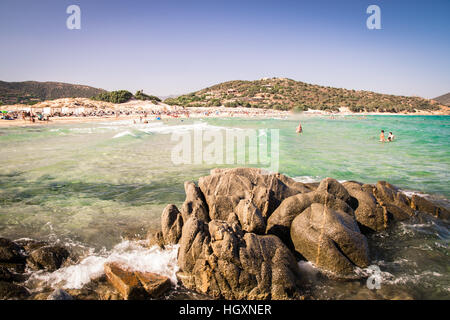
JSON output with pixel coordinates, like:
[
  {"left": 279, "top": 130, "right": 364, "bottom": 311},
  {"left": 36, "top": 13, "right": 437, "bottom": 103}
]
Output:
[
  {"left": 380, "top": 130, "right": 386, "bottom": 142},
  {"left": 387, "top": 132, "right": 395, "bottom": 141},
  {"left": 296, "top": 122, "right": 303, "bottom": 134}
]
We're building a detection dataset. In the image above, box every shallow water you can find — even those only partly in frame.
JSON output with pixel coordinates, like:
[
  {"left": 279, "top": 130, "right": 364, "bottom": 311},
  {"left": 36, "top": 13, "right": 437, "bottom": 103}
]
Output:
[{"left": 0, "top": 115, "right": 449, "bottom": 299}]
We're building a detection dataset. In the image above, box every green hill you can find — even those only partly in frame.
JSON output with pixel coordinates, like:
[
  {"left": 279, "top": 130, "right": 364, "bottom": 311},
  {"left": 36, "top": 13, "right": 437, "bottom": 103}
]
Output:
[
  {"left": 0, "top": 81, "right": 106, "bottom": 105},
  {"left": 433, "top": 93, "right": 450, "bottom": 105},
  {"left": 164, "top": 77, "right": 441, "bottom": 113}
]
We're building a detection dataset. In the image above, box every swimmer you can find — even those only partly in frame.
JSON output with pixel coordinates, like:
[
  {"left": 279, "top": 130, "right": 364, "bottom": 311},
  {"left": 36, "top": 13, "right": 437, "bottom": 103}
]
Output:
[
  {"left": 387, "top": 132, "right": 395, "bottom": 141},
  {"left": 296, "top": 122, "right": 303, "bottom": 134},
  {"left": 380, "top": 130, "right": 385, "bottom": 142}
]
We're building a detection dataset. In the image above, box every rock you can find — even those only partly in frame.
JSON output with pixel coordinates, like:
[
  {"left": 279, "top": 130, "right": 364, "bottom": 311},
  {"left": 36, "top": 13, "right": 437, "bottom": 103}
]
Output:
[
  {"left": 161, "top": 204, "right": 183, "bottom": 245},
  {"left": 135, "top": 271, "right": 172, "bottom": 298},
  {"left": 147, "top": 231, "right": 165, "bottom": 249},
  {"left": 47, "top": 289, "right": 73, "bottom": 300},
  {"left": 0, "top": 281, "right": 30, "bottom": 299},
  {"left": 234, "top": 199, "right": 266, "bottom": 234},
  {"left": 198, "top": 168, "right": 307, "bottom": 221},
  {"left": 177, "top": 217, "right": 302, "bottom": 299},
  {"left": 410, "top": 195, "right": 450, "bottom": 220},
  {"left": 290, "top": 203, "right": 369, "bottom": 275},
  {"left": 316, "top": 178, "right": 351, "bottom": 203},
  {"left": 0, "top": 266, "right": 13, "bottom": 282},
  {"left": 177, "top": 217, "right": 211, "bottom": 273},
  {"left": 104, "top": 263, "right": 172, "bottom": 299},
  {"left": 13, "top": 239, "right": 48, "bottom": 254},
  {"left": 180, "top": 181, "right": 209, "bottom": 222},
  {"left": 343, "top": 181, "right": 387, "bottom": 232},
  {"left": 373, "top": 181, "right": 414, "bottom": 220},
  {"left": 0, "top": 238, "right": 25, "bottom": 263},
  {"left": 104, "top": 262, "right": 148, "bottom": 300},
  {"left": 266, "top": 180, "right": 353, "bottom": 248},
  {"left": 27, "top": 245, "right": 70, "bottom": 272}
]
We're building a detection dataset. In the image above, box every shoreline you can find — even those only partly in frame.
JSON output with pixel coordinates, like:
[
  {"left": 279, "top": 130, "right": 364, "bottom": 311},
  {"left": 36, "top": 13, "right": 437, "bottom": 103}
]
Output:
[{"left": 1, "top": 108, "right": 448, "bottom": 128}]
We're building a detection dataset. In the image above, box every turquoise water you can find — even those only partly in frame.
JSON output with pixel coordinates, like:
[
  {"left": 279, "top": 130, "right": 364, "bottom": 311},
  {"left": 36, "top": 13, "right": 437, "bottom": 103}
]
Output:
[
  {"left": 0, "top": 114, "right": 449, "bottom": 299},
  {"left": 0, "top": 115, "right": 449, "bottom": 248}
]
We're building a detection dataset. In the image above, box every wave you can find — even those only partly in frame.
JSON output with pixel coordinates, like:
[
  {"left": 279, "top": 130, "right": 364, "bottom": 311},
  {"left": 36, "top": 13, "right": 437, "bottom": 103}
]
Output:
[{"left": 25, "top": 240, "right": 179, "bottom": 291}]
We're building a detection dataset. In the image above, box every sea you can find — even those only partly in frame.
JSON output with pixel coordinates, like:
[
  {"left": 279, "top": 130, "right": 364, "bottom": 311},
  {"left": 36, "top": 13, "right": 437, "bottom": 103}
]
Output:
[{"left": 0, "top": 114, "right": 448, "bottom": 299}]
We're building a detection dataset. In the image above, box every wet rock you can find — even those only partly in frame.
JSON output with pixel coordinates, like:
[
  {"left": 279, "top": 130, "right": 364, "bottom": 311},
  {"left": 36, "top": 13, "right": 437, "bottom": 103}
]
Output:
[
  {"left": 14, "top": 239, "right": 48, "bottom": 254},
  {"left": 290, "top": 203, "right": 369, "bottom": 275},
  {"left": 180, "top": 181, "right": 209, "bottom": 222},
  {"left": 135, "top": 271, "right": 172, "bottom": 298},
  {"left": 410, "top": 195, "right": 450, "bottom": 220},
  {"left": 161, "top": 204, "right": 184, "bottom": 245},
  {"left": 47, "top": 289, "right": 73, "bottom": 300},
  {"left": 234, "top": 199, "right": 266, "bottom": 234},
  {"left": 0, "top": 281, "right": 30, "bottom": 299},
  {"left": 0, "top": 238, "right": 25, "bottom": 263},
  {"left": 104, "top": 263, "right": 172, "bottom": 299},
  {"left": 147, "top": 231, "right": 165, "bottom": 249},
  {"left": 66, "top": 275, "right": 121, "bottom": 300},
  {"left": 27, "top": 245, "right": 70, "bottom": 272},
  {"left": 0, "top": 266, "right": 13, "bottom": 282},
  {"left": 343, "top": 181, "right": 387, "bottom": 232},
  {"left": 104, "top": 262, "right": 148, "bottom": 300}
]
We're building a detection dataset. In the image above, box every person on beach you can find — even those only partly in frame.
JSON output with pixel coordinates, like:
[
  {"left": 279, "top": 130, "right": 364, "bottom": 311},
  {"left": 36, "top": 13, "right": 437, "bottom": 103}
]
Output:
[
  {"left": 380, "top": 130, "right": 385, "bottom": 142},
  {"left": 387, "top": 132, "right": 395, "bottom": 142},
  {"left": 296, "top": 122, "right": 303, "bottom": 134}
]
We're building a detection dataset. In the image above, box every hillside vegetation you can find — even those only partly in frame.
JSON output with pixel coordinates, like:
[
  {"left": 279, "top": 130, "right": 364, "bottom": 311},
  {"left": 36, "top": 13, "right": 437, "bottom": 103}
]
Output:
[
  {"left": 0, "top": 81, "right": 106, "bottom": 106},
  {"left": 164, "top": 78, "right": 442, "bottom": 113},
  {"left": 91, "top": 90, "right": 161, "bottom": 104}
]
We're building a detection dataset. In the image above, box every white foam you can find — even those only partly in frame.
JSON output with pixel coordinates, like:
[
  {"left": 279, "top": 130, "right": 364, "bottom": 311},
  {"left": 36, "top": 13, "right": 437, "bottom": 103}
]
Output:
[
  {"left": 113, "top": 131, "right": 136, "bottom": 139},
  {"left": 293, "top": 176, "right": 321, "bottom": 183},
  {"left": 25, "top": 240, "right": 179, "bottom": 291}
]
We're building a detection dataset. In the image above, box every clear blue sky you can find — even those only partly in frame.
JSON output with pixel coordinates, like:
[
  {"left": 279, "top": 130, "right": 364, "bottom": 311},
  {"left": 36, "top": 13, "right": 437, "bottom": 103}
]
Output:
[{"left": 0, "top": 0, "right": 449, "bottom": 98}]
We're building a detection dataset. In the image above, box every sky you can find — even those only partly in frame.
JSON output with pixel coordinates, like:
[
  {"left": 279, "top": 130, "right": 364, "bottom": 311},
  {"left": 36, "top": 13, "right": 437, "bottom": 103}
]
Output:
[{"left": 0, "top": 0, "right": 449, "bottom": 98}]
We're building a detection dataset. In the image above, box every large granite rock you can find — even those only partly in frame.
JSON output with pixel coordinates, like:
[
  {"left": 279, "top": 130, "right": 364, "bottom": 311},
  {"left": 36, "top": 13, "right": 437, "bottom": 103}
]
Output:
[
  {"left": 290, "top": 203, "right": 370, "bottom": 275},
  {"left": 177, "top": 217, "right": 302, "bottom": 299},
  {"left": 266, "top": 178, "right": 353, "bottom": 247},
  {"left": 373, "top": 181, "right": 414, "bottom": 221},
  {"left": 343, "top": 181, "right": 387, "bottom": 232}
]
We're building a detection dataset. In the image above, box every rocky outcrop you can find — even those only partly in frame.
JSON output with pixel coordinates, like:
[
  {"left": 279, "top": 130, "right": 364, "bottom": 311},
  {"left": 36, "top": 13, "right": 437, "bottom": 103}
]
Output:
[
  {"left": 290, "top": 203, "right": 369, "bottom": 275},
  {"left": 266, "top": 178, "right": 353, "bottom": 247},
  {"left": 177, "top": 218, "right": 302, "bottom": 299},
  {"left": 26, "top": 245, "right": 70, "bottom": 272},
  {"left": 104, "top": 262, "right": 172, "bottom": 300},
  {"left": 0, "top": 281, "right": 30, "bottom": 300},
  {"left": 410, "top": 194, "right": 450, "bottom": 220}
]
